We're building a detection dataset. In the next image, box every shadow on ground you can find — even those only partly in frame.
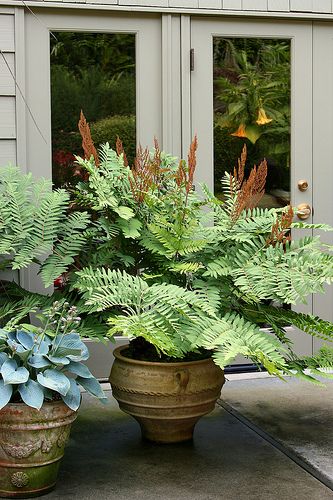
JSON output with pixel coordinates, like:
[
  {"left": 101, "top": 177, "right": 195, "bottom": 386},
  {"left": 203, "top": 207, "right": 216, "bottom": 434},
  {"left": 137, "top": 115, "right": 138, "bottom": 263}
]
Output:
[{"left": 45, "top": 389, "right": 333, "bottom": 500}]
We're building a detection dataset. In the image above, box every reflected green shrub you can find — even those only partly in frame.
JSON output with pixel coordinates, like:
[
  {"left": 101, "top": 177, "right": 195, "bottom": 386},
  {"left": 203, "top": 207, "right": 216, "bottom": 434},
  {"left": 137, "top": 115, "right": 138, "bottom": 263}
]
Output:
[{"left": 51, "top": 66, "right": 135, "bottom": 132}]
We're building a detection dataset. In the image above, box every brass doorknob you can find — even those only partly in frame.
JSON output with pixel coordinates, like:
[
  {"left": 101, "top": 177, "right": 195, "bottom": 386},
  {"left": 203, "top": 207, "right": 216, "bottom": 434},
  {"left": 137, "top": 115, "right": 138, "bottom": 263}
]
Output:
[
  {"left": 298, "top": 180, "right": 309, "bottom": 192},
  {"left": 296, "top": 203, "right": 312, "bottom": 220}
]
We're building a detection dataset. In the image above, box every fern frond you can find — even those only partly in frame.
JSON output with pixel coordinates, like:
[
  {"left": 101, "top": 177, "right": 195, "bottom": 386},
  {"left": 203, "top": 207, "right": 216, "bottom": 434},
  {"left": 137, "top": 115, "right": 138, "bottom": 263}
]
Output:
[
  {"left": 258, "top": 305, "right": 333, "bottom": 342},
  {"left": 40, "top": 212, "right": 90, "bottom": 287},
  {"left": 108, "top": 312, "right": 184, "bottom": 357},
  {"left": 291, "top": 222, "right": 333, "bottom": 231},
  {"left": 75, "top": 267, "right": 148, "bottom": 311},
  {"left": 169, "top": 262, "right": 204, "bottom": 274}
]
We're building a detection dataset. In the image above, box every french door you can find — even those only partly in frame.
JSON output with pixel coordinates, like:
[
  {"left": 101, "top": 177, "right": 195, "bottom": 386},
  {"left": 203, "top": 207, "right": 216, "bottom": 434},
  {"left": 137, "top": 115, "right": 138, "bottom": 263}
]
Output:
[
  {"left": 24, "top": 10, "right": 162, "bottom": 378},
  {"left": 190, "top": 18, "right": 315, "bottom": 358}
]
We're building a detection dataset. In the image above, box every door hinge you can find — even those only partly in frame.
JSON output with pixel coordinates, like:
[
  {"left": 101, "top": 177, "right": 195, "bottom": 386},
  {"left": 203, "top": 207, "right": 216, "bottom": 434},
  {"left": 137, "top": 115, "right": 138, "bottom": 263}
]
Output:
[{"left": 190, "top": 48, "right": 194, "bottom": 71}]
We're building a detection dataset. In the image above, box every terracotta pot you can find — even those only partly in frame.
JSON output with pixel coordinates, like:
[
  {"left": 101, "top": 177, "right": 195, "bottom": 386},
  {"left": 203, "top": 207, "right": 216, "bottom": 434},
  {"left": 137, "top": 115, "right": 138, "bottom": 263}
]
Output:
[
  {"left": 0, "top": 401, "right": 77, "bottom": 498},
  {"left": 110, "top": 345, "right": 225, "bottom": 443}
]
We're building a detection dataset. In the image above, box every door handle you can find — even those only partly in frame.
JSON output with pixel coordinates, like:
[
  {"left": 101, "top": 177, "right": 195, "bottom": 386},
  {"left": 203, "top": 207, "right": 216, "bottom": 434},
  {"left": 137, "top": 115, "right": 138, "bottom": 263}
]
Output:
[{"left": 296, "top": 203, "right": 312, "bottom": 220}]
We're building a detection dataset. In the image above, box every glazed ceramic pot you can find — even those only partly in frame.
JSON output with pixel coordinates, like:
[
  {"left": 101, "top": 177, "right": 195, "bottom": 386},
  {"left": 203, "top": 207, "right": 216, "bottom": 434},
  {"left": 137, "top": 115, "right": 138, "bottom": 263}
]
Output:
[
  {"left": 110, "top": 345, "right": 225, "bottom": 443},
  {"left": 0, "top": 401, "right": 77, "bottom": 498}
]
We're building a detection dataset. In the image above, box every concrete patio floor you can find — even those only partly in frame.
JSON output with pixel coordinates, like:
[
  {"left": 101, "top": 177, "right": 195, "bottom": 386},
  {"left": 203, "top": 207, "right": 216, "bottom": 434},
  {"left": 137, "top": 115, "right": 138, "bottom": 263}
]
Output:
[
  {"left": 221, "top": 375, "right": 333, "bottom": 490},
  {"left": 45, "top": 378, "right": 333, "bottom": 500}
]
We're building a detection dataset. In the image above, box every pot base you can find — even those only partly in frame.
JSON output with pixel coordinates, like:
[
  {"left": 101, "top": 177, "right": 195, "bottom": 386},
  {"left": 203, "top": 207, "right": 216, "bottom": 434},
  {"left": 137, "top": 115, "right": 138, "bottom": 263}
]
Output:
[
  {"left": 0, "top": 481, "right": 56, "bottom": 498},
  {"left": 137, "top": 416, "right": 201, "bottom": 443}
]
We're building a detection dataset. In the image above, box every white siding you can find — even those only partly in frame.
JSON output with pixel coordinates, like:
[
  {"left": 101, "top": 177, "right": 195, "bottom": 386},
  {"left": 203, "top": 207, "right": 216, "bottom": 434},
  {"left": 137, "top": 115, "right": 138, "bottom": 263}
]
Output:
[
  {"left": 4, "top": 0, "right": 333, "bottom": 13},
  {"left": 0, "top": 13, "right": 16, "bottom": 170},
  {"left": 0, "top": 140, "right": 16, "bottom": 166},
  {"left": 0, "top": 14, "right": 14, "bottom": 51},
  {"left": 268, "top": 0, "right": 290, "bottom": 11},
  {"left": 223, "top": 0, "right": 243, "bottom": 8},
  {"left": 242, "top": 0, "right": 268, "bottom": 10},
  {"left": 0, "top": 52, "right": 15, "bottom": 96},
  {"left": 0, "top": 97, "right": 16, "bottom": 139}
]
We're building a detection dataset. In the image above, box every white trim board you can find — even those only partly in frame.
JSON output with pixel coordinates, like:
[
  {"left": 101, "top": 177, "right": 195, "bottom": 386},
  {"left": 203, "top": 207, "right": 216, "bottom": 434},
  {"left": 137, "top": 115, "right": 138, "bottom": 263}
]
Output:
[{"left": 2, "top": 2, "right": 333, "bottom": 19}]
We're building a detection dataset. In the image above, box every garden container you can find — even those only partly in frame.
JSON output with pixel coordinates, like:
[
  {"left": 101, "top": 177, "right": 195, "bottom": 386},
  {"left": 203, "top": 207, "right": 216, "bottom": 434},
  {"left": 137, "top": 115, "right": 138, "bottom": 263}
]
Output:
[
  {"left": 110, "top": 345, "right": 225, "bottom": 443},
  {"left": 0, "top": 401, "right": 77, "bottom": 498}
]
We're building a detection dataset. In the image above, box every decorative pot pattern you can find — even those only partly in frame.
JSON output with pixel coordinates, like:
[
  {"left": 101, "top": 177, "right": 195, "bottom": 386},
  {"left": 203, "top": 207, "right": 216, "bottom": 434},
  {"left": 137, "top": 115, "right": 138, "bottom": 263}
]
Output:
[
  {"left": 0, "top": 401, "right": 77, "bottom": 498},
  {"left": 110, "top": 345, "right": 225, "bottom": 443}
]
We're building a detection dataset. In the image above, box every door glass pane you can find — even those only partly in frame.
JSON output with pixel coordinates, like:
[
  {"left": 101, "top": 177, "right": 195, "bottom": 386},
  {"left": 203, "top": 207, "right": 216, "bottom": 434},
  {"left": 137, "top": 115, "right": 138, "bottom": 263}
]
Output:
[
  {"left": 213, "top": 38, "right": 291, "bottom": 208},
  {"left": 50, "top": 32, "right": 136, "bottom": 188}
]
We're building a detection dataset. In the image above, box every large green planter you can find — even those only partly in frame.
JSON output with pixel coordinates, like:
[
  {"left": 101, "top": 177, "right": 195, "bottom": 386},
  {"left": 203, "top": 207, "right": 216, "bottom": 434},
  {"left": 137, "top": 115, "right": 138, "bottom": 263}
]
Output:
[{"left": 0, "top": 401, "right": 77, "bottom": 498}]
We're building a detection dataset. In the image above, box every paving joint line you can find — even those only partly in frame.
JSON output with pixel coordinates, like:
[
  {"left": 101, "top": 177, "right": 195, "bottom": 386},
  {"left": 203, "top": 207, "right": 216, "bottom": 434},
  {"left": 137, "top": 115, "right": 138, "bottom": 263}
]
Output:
[{"left": 217, "top": 399, "right": 333, "bottom": 493}]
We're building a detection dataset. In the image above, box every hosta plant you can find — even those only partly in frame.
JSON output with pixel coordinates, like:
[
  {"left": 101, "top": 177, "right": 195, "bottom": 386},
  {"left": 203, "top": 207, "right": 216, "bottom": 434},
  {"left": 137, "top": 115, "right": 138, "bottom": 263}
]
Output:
[{"left": 0, "top": 302, "right": 106, "bottom": 411}]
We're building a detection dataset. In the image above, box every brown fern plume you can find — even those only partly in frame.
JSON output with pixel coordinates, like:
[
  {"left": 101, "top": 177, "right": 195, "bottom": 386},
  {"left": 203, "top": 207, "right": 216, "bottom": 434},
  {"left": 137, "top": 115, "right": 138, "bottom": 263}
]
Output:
[
  {"left": 230, "top": 145, "right": 268, "bottom": 222},
  {"left": 129, "top": 145, "right": 152, "bottom": 203},
  {"left": 187, "top": 135, "right": 198, "bottom": 194},
  {"left": 175, "top": 136, "right": 198, "bottom": 194},
  {"left": 266, "top": 205, "right": 293, "bottom": 247},
  {"left": 78, "top": 110, "right": 99, "bottom": 167},
  {"left": 116, "top": 136, "right": 128, "bottom": 166},
  {"left": 230, "top": 144, "right": 246, "bottom": 195}
]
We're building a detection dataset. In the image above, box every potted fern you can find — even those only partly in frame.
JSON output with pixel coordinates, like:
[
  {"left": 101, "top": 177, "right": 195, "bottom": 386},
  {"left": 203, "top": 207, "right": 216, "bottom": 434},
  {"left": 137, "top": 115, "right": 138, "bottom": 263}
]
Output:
[
  {"left": 0, "top": 301, "right": 106, "bottom": 497},
  {"left": 72, "top": 137, "right": 333, "bottom": 443}
]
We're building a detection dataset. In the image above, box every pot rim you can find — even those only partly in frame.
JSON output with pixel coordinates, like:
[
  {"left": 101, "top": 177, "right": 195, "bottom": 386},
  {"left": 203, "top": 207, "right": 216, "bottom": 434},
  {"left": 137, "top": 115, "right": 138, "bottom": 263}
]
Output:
[
  {"left": 113, "top": 344, "right": 215, "bottom": 367},
  {"left": 3, "top": 400, "right": 68, "bottom": 409}
]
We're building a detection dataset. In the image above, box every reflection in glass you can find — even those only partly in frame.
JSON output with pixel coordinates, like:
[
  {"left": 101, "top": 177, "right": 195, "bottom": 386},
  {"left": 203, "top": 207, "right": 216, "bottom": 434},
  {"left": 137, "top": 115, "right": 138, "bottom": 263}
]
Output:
[
  {"left": 50, "top": 32, "right": 136, "bottom": 188},
  {"left": 213, "top": 38, "right": 291, "bottom": 208}
]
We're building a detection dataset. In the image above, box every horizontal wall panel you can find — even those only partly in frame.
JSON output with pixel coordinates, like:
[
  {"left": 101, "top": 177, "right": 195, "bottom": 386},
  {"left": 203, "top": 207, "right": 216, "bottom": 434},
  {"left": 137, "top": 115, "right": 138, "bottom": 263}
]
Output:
[
  {"left": 0, "top": 97, "right": 16, "bottom": 139},
  {"left": 313, "top": 0, "right": 332, "bottom": 13},
  {"left": 88, "top": 0, "right": 117, "bottom": 3},
  {"left": 199, "top": 0, "right": 222, "bottom": 7},
  {"left": 0, "top": 53, "right": 15, "bottom": 96},
  {"left": 268, "top": 0, "right": 290, "bottom": 11},
  {"left": 242, "top": 0, "right": 268, "bottom": 9},
  {"left": 290, "top": 0, "right": 313, "bottom": 11},
  {"left": 0, "top": 14, "right": 15, "bottom": 51},
  {"left": 0, "top": 140, "right": 16, "bottom": 166},
  {"left": 119, "top": 0, "right": 166, "bottom": 5},
  {"left": 169, "top": 0, "right": 198, "bottom": 6},
  {"left": 223, "top": 0, "right": 242, "bottom": 9}
]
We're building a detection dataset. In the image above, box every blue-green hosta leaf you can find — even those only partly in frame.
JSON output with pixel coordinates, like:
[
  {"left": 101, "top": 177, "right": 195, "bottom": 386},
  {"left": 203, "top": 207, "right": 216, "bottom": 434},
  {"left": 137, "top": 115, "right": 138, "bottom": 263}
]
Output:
[
  {"left": 0, "top": 380, "right": 12, "bottom": 409},
  {"left": 68, "top": 342, "right": 89, "bottom": 362},
  {"left": 76, "top": 376, "right": 106, "bottom": 400},
  {"left": 7, "top": 339, "right": 26, "bottom": 354},
  {"left": 28, "top": 354, "right": 51, "bottom": 369},
  {"left": 7, "top": 332, "right": 17, "bottom": 342},
  {"left": 18, "top": 379, "right": 44, "bottom": 410},
  {"left": 0, "top": 352, "right": 9, "bottom": 368},
  {"left": 61, "top": 379, "right": 81, "bottom": 411},
  {"left": 46, "top": 355, "right": 70, "bottom": 366},
  {"left": 16, "top": 330, "right": 35, "bottom": 350},
  {"left": 33, "top": 337, "right": 51, "bottom": 355},
  {"left": 66, "top": 361, "right": 93, "bottom": 379},
  {"left": 37, "top": 369, "right": 70, "bottom": 396},
  {"left": 52, "top": 333, "right": 85, "bottom": 359},
  {"left": 1, "top": 359, "right": 29, "bottom": 385}
]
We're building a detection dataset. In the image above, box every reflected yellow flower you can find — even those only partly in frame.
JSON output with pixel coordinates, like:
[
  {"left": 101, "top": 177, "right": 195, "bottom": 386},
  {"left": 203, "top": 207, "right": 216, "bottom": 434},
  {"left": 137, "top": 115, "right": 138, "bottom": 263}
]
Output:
[
  {"left": 256, "top": 108, "right": 273, "bottom": 125},
  {"left": 231, "top": 124, "right": 247, "bottom": 137}
]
